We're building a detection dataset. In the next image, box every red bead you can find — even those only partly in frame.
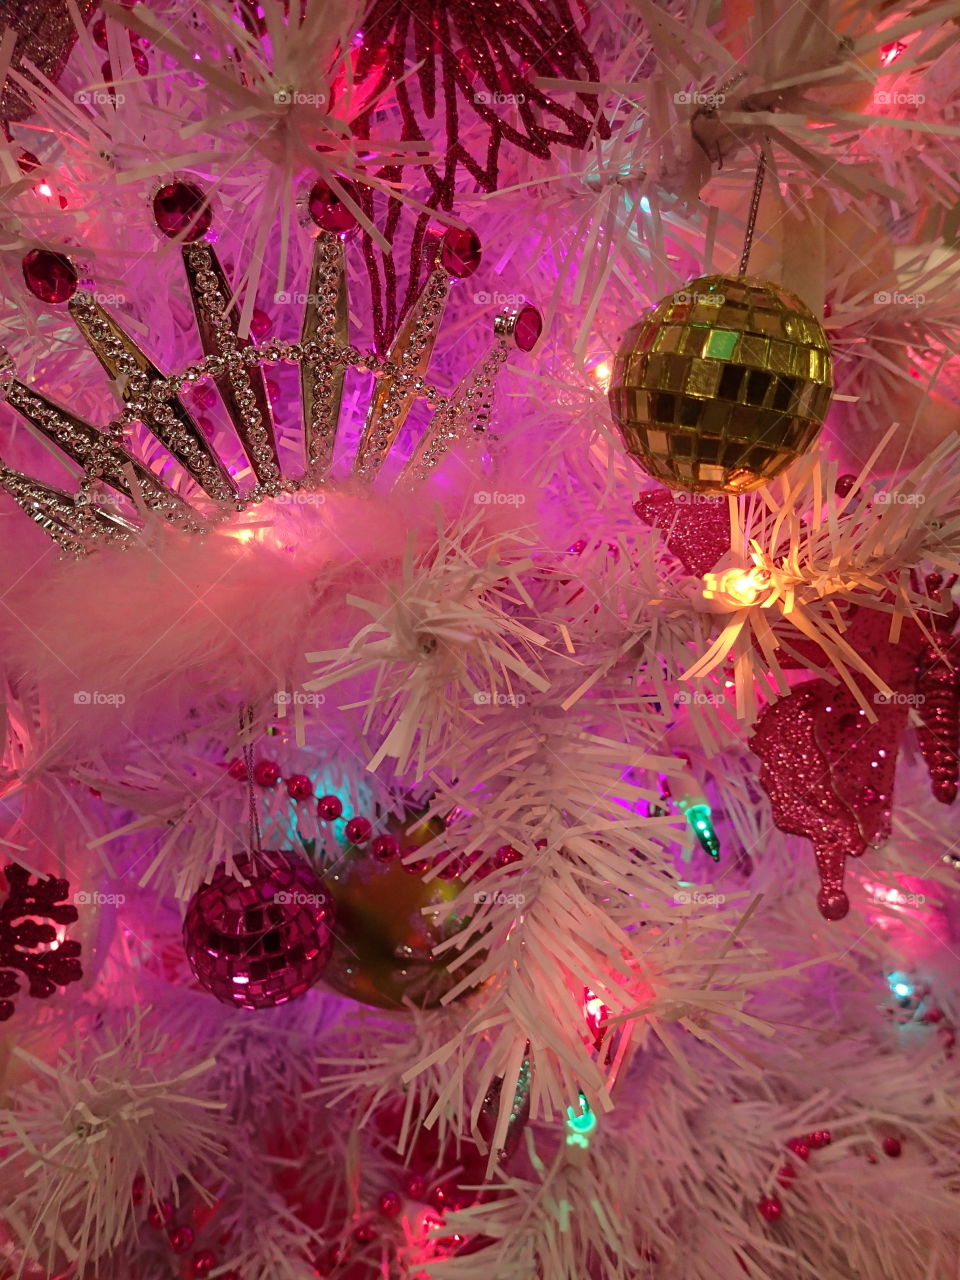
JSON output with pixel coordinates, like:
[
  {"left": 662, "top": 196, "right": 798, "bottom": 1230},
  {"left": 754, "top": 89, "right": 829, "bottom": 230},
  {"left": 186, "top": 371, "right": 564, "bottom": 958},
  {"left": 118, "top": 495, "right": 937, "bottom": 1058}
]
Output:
[
  {"left": 286, "top": 774, "right": 313, "bottom": 801},
  {"left": 253, "top": 759, "right": 281, "bottom": 787},
  {"left": 226, "top": 757, "right": 247, "bottom": 781},
  {"left": 371, "top": 834, "right": 399, "bottom": 861},
  {"left": 439, "top": 226, "right": 482, "bottom": 279},
  {"left": 192, "top": 1252, "right": 217, "bottom": 1277},
  {"left": 757, "top": 1195, "right": 783, "bottom": 1222},
  {"left": 22, "top": 249, "right": 78, "bottom": 304},
  {"left": 147, "top": 1200, "right": 174, "bottom": 1228},
  {"left": 882, "top": 1136, "right": 902, "bottom": 1157},
  {"left": 512, "top": 304, "right": 543, "bottom": 352},
  {"left": 313, "top": 1248, "right": 342, "bottom": 1277},
  {"left": 92, "top": 16, "right": 108, "bottom": 47},
  {"left": 131, "top": 1174, "right": 145, "bottom": 1205},
  {"left": 835, "top": 474, "right": 857, "bottom": 497},
  {"left": 16, "top": 149, "right": 40, "bottom": 173},
  {"left": 776, "top": 1163, "right": 795, "bottom": 1187},
  {"left": 404, "top": 1174, "right": 427, "bottom": 1200},
  {"left": 169, "top": 1226, "right": 194, "bottom": 1253},
  {"left": 808, "top": 1130, "right": 832, "bottom": 1148},
  {"left": 403, "top": 858, "right": 430, "bottom": 875},
  {"left": 922, "top": 1006, "right": 944, "bottom": 1023},
  {"left": 101, "top": 47, "right": 148, "bottom": 77},
  {"left": 153, "top": 181, "right": 212, "bottom": 242},
  {"left": 377, "top": 1191, "right": 401, "bottom": 1217},
  {"left": 317, "top": 794, "right": 343, "bottom": 821},
  {"left": 251, "top": 308, "right": 271, "bottom": 340},
  {"left": 785, "top": 1138, "right": 810, "bottom": 1161},
  {"left": 429, "top": 1184, "right": 449, "bottom": 1210},
  {"left": 307, "top": 178, "right": 358, "bottom": 233},
  {"left": 344, "top": 816, "right": 372, "bottom": 844},
  {"left": 353, "top": 1221, "right": 376, "bottom": 1244},
  {"left": 495, "top": 844, "right": 522, "bottom": 867}
]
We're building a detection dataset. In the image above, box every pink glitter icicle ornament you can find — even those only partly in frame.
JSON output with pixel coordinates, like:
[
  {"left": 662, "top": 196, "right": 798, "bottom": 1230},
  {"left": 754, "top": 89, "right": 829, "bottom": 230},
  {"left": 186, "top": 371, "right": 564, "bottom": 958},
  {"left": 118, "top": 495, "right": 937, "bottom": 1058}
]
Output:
[{"left": 183, "top": 851, "right": 333, "bottom": 1009}]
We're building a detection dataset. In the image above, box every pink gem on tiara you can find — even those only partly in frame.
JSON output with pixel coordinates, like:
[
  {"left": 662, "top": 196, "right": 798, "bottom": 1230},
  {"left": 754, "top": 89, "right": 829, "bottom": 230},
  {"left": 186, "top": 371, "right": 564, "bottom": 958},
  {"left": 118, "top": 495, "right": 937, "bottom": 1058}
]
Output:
[
  {"left": 22, "top": 249, "right": 78, "bottom": 304},
  {"left": 440, "top": 227, "right": 482, "bottom": 279},
  {"left": 153, "top": 181, "right": 212, "bottom": 242},
  {"left": 513, "top": 304, "right": 543, "bottom": 351},
  {"left": 307, "top": 179, "right": 358, "bottom": 234}
]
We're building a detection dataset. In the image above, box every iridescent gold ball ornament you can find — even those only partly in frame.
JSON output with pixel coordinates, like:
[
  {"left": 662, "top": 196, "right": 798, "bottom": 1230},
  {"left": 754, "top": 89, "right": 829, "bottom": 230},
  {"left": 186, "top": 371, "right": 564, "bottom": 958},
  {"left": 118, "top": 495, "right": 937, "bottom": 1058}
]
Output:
[
  {"left": 608, "top": 274, "right": 833, "bottom": 494},
  {"left": 320, "top": 807, "right": 483, "bottom": 1011}
]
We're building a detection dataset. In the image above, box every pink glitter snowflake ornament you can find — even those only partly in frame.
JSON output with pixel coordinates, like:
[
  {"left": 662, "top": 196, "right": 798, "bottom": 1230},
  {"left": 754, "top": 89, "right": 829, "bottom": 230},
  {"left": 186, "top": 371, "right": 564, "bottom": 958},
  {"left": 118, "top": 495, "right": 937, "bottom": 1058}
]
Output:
[{"left": 0, "top": 863, "right": 83, "bottom": 1020}]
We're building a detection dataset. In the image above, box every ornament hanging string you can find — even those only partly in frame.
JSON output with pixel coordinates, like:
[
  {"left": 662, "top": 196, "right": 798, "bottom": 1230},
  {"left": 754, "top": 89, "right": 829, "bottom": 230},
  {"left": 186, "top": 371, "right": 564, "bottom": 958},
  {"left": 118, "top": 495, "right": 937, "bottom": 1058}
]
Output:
[
  {"left": 738, "top": 148, "right": 767, "bottom": 278},
  {"left": 240, "top": 706, "right": 263, "bottom": 857}
]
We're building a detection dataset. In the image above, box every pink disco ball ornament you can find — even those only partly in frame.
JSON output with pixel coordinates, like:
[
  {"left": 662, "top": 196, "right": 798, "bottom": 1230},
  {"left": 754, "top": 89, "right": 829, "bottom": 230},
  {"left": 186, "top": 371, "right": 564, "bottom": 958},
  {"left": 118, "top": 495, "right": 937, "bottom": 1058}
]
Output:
[{"left": 183, "top": 850, "right": 333, "bottom": 1009}]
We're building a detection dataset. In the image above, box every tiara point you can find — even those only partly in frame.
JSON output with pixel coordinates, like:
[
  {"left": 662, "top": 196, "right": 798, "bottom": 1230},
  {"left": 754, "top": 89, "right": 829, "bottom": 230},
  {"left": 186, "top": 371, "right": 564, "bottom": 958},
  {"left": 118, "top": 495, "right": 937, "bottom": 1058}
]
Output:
[
  {"left": 153, "top": 181, "right": 213, "bottom": 241},
  {"left": 22, "top": 249, "right": 78, "bottom": 304},
  {"left": 439, "top": 226, "right": 482, "bottom": 279},
  {"left": 307, "top": 179, "right": 358, "bottom": 234}
]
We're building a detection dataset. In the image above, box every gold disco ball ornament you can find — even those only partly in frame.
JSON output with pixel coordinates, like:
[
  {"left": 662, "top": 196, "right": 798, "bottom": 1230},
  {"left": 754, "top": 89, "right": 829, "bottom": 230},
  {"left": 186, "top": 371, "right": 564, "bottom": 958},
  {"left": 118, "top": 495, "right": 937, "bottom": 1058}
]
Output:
[{"left": 608, "top": 274, "right": 833, "bottom": 494}]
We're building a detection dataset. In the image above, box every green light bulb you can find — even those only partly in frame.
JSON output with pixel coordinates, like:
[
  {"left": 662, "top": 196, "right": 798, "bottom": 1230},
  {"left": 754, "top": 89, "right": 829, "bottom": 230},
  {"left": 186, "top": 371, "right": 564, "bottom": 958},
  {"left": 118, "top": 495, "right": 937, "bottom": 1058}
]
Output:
[
  {"left": 565, "top": 1093, "right": 597, "bottom": 1148},
  {"left": 683, "top": 803, "right": 720, "bottom": 861}
]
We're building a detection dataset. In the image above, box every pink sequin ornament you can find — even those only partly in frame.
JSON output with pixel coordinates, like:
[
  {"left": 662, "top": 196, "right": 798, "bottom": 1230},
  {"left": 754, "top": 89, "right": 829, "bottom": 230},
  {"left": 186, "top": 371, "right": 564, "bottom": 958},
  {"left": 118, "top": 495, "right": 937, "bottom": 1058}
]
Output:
[{"left": 183, "top": 851, "right": 333, "bottom": 1009}]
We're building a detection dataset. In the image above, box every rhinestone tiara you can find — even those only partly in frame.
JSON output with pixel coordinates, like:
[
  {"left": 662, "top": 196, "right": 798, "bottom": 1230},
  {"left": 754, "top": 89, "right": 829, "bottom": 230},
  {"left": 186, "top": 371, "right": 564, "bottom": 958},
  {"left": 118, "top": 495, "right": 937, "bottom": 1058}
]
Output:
[{"left": 1, "top": 178, "right": 542, "bottom": 553}]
